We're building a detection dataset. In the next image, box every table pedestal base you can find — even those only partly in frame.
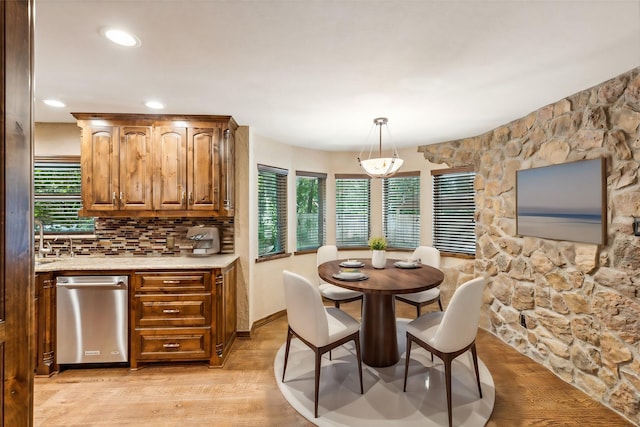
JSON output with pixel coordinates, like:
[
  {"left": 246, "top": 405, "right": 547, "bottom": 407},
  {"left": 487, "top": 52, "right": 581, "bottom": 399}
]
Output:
[{"left": 361, "top": 293, "right": 399, "bottom": 367}]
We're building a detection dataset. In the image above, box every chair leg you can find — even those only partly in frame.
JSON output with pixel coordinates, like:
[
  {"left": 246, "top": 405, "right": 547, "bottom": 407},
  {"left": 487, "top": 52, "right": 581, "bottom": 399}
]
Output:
[
  {"left": 438, "top": 299, "right": 443, "bottom": 311},
  {"left": 444, "top": 356, "right": 453, "bottom": 427},
  {"left": 354, "top": 335, "right": 363, "bottom": 394},
  {"left": 471, "top": 343, "right": 483, "bottom": 398},
  {"left": 282, "top": 327, "right": 293, "bottom": 382},
  {"left": 314, "top": 350, "right": 321, "bottom": 418},
  {"left": 403, "top": 333, "right": 413, "bottom": 392},
  {"left": 416, "top": 305, "right": 421, "bottom": 318},
  {"left": 334, "top": 301, "right": 340, "bottom": 308}
]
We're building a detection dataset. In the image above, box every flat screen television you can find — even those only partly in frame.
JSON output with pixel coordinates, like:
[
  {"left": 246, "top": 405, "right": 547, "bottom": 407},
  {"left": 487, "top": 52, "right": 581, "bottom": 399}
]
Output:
[{"left": 516, "top": 158, "right": 606, "bottom": 245}]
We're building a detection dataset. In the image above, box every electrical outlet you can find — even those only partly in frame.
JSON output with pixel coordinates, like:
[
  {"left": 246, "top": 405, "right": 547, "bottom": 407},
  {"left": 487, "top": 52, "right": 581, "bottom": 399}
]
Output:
[{"left": 519, "top": 313, "right": 527, "bottom": 328}]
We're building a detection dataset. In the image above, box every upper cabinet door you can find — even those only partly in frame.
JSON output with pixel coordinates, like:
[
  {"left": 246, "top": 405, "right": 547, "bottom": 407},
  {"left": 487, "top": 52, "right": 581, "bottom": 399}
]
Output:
[
  {"left": 81, "top": 125, "right": 120, "bottom": 211},
  {"left": 153, "top": 127, "right": 187, "bottom": 210},
  {"left": 119, "top": 126, "right": 153, "bottom": 210},
  {"left": 187, "top": 126, "right": 222, "bottom": 211}
]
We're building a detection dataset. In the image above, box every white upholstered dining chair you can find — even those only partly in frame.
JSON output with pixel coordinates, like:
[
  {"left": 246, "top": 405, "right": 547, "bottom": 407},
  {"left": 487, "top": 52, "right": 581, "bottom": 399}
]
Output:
[
  {"left": 395, "top": 246, "right": 443, "bottom": 316},
  {"left": 316, "top": 245, "right": 363, "bottom": 308},
  {"left": 281, "top": 270, "right": 363, "bottom": 418},
  {"left": 402, "top": 276, "right": 487, "bottom": 427}
]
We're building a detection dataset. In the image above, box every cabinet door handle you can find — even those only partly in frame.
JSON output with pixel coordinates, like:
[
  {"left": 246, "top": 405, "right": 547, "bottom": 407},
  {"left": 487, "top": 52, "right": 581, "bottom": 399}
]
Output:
[
  {"left": 162, "top": 280, "right": 180, "bottom": 284},
  {"left": 119, "top": 192, "right": 124, "bottom": 204},
  {"left": 163, "top": 343, "right": 180, "bottom": 349},
  {"left": 112, "top": 192, "right": 117, "bottom": 206},
  {"left": 181, "top": 191, "right": 186, "bottom": 205},
  {"left": 162, "top": 309, "right": 180, "bottom": 314},
  {"left": 188, "top": 192, "right": 194, "bottom": 205}
]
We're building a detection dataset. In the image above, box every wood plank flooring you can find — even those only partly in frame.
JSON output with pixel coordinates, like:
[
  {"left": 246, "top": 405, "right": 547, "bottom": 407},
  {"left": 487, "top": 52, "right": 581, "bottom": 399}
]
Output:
[{"left": 34, "top": 303, "right": 633, "bottom": 426}]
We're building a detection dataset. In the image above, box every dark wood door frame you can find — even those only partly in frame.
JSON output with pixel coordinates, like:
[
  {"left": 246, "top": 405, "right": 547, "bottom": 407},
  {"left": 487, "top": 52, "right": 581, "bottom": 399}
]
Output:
[{"left": 1, "top": 0, "right": 35, "bottom": 424}]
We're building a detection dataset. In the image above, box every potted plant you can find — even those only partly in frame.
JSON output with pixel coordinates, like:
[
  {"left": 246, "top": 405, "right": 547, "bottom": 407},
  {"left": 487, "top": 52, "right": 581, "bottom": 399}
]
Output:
[{"left": 369, "top": 236, "right": 387, "bottom": 268}]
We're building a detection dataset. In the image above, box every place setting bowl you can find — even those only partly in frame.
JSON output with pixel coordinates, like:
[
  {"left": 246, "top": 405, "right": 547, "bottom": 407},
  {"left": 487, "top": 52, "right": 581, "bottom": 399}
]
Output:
[
  {"left": 393, "top": 258, "right": 421, "bottom": 269},
  {"left": 339, "top": 259, "right": 365, "bottom": 268}
]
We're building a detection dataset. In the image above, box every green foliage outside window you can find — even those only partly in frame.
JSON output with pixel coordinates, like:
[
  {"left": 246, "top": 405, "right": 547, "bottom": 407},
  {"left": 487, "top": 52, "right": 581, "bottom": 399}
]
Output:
[
  {"left": 34, "top": 161, "right": 95, "bottom": 234},
  {"left": 296, "top": 173, "right": 325, "bottom": 250},
  {"left": 258, "top": 165, "right": 288, "bottom": 257}
]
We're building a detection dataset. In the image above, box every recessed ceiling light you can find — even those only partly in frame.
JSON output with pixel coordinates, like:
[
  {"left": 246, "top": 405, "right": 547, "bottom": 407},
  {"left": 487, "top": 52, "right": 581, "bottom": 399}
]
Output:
[
  {"left": 103, "top": 28, "right": 141, "bottom": 47},
  {"left": 43, "top": 99, "right": 66, "bottom": 108},
  {"left": 145, "top": 101, "right": 164, "bottom": 110}
]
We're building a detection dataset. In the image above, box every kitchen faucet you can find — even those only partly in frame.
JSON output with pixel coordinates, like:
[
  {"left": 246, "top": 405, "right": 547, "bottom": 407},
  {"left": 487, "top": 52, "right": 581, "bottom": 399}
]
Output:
[
  {"left": 54, "top": 235, "right": 75, "bottom": 257},
  {"left": 34, "top": 219, "right": 52, "bottom": 257}
]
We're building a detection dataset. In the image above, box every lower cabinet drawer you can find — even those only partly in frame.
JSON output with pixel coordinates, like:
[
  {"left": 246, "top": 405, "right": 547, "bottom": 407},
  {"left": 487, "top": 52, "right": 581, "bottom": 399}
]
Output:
[
  {"left": 135, "top": 328, "right": 211, "bottom": 360},
  {"left": 136, "top": 272, "right": 211, "bottom": 292},
  {"left": 135, "top": 294, "right": 211, "bottom": 327}
]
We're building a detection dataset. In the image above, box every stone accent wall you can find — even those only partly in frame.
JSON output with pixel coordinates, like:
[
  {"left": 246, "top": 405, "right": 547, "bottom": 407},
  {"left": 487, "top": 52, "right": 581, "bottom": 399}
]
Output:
[
  {"left": 418, "top": 66, "right": 640, "bottom": 424},
  {"left": 40, "top": 217, "right": 235, "bottom": 257}
]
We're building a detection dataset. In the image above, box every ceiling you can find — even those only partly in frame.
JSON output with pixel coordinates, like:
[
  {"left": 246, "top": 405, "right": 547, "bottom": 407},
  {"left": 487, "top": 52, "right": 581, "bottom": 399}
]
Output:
[{"left": 34, "top": 0, "right": 640, "bottom": 151}]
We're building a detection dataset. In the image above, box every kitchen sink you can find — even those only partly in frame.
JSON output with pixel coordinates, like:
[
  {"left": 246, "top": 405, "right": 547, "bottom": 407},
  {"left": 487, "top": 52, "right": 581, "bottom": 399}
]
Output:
[{"left": 35, "top": 258, "right": 59, "bottom": 266}]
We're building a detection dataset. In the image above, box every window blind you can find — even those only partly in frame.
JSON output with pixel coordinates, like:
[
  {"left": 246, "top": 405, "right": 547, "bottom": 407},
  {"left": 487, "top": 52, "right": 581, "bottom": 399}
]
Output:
[
  {"left": 335, "top": 175, "right": 370, "bottom": 247},
  {"left": 258, "top": 164, "right": 288, "bottom": 257},
  {"left": 432, "top": 168, "right": 476, "bottom": 256},
  {"left": 34, "top": 160, "right": 95, "bottom": 234},
  {"left": 383, "top": 172, "right": 420, "bottom": 249},
  {"left": 296, "top": 171, "right": 326, "bottom": 251}
]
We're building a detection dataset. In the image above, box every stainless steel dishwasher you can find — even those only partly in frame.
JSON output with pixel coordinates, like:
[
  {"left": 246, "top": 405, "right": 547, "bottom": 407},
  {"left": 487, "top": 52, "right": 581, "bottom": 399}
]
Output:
[{"left": 56, "top": 275, "right": 129, "bottom": 364}]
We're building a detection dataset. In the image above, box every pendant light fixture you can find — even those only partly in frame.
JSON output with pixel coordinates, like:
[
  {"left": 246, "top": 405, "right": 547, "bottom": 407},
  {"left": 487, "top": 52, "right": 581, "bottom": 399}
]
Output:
[{"left": 358, "top": 117, "right": 403, "bottom": 178}]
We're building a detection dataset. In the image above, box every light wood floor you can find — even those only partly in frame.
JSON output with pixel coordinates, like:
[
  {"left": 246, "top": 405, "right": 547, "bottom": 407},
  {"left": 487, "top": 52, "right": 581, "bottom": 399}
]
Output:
[{"left": 34, "top": 303, "right": 632, "bottom": 426}]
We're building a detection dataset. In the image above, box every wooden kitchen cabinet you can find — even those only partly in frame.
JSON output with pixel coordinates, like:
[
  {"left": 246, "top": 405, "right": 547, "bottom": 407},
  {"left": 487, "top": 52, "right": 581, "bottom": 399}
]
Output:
[
  {"left": 34, "top": 272, "right": 56, "bottom": 376},
  {"left": 130, "top": 263, "right": 237, "bottom": 369},
  {"left": 74, "top": 113, "right": 237, "bottom": 217},
  {"left": 77, "top": 122, "right": 153, "bottom": 212},
  {"left": 153, "top": 124, "right": 228, "bottom": 213}
]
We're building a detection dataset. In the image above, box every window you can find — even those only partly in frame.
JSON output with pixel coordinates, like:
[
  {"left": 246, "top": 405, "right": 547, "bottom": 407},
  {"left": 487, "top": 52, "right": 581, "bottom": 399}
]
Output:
[
  {"left": 432, "top": 167, "right": 476, "bottom": 256},
  {"left": 335, "top": 174, "right": 370, "bottom": 248},
  {"left": 34, "top": 157, "right": 95, "bottom": 234},
  {"left": 258, "top": 164, "right": 288, "bottom": 258},
  {"left": 296, "top": 171, "right": 326, "bottom": 251},
  {"left": 383, "top": 172, "right": 420, "bottom": 249}
]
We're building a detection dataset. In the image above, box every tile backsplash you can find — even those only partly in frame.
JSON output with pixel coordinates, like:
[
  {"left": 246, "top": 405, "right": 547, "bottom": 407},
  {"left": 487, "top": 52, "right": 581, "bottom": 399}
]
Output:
[{"left": 38, "top": 217, "right": 234, "bottom": 257}]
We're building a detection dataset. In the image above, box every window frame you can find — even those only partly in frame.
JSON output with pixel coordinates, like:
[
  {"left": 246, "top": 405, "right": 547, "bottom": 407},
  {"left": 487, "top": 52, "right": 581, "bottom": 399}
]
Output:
[
  {"left": 383, "top": 171, "right": 421, "bottom": 249},
  {"left": 295, "top": 170, "right": 327, "bottom": 253},
  {"left": 34, "top": 155, "right": 95, "bottom": 235},
  {"left": 257, "top": 164, "right": 289, "bottom": 261},
  {"left": 335, "top": 173, "right": 371, "bottom": 249},
  {"left": 431, "top": 166, "right": 476, "bottom": 258}
]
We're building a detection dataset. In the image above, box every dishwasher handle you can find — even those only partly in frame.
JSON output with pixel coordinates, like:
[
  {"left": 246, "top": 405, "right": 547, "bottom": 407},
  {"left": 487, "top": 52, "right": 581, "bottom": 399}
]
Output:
[
  {"left": 56, "top": 276, "right": 128, "bottom": 289},
  {"left": 56, "top": 281, "right": 127, "bottom": 289}
]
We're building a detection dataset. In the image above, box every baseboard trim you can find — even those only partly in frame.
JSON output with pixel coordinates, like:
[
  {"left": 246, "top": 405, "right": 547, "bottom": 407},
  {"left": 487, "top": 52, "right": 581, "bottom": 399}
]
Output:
[{"left": 237, "top": 310, "right": 287, "bottom": 339}]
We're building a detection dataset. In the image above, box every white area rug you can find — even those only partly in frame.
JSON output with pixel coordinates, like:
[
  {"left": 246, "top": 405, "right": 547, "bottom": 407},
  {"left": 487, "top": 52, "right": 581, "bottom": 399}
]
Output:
[{"left": 274, "top": 319, "right": 495, "bottom": 426}]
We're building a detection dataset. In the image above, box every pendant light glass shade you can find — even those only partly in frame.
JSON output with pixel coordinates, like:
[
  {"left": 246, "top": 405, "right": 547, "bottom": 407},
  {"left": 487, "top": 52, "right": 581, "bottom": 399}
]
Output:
[{"left": 358, "top": 117, "right": 403, "bottom": 178}]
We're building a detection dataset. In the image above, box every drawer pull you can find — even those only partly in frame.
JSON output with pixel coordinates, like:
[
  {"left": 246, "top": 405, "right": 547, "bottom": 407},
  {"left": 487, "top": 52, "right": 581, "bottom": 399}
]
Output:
[
  {"left": 162, "top": 280, "right": 181, "bottom": 284},
  {"left": 162, "top": 309, "right": 180, "bottom": 314},
  {"left": 163, "top": 343, "right": 180, "bottom": 349}
]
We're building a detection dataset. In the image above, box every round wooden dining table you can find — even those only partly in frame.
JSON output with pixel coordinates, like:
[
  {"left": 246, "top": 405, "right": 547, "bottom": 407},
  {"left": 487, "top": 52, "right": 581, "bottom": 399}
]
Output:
[{"left": 318, "top": 258, "right": 444, "bottom": 367}]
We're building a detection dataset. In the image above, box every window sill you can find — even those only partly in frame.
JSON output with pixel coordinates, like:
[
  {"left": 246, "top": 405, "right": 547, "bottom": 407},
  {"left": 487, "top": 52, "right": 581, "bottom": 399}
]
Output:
[{"left": 255, "top": 252, "right": 292, "bottom": 263}]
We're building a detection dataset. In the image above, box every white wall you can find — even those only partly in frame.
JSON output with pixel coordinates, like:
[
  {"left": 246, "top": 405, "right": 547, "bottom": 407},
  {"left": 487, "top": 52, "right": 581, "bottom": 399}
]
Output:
[{"left": 34, "top": 123, "right": 80, "bottom": 156}]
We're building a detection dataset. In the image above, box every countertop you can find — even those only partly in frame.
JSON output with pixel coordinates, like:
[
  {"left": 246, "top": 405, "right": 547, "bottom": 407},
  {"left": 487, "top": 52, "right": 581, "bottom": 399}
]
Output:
[{"left": 34, "top": 253, "right": 239, "bottom": 273}]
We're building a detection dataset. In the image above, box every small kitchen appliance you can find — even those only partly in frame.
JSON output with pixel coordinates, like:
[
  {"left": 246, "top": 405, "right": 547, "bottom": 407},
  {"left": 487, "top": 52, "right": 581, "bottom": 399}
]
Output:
[{"left": 186, "top": 226, "right": 220, "bottom": 256}]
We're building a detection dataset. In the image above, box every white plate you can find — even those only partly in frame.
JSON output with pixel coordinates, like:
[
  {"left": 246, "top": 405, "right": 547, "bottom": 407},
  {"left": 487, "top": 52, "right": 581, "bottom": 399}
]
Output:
[{"left": 394, "top": 261, "right": 419, "bottom": 268}]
